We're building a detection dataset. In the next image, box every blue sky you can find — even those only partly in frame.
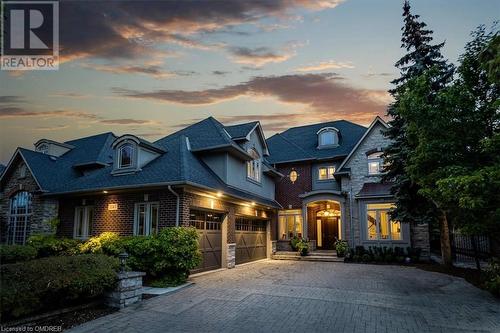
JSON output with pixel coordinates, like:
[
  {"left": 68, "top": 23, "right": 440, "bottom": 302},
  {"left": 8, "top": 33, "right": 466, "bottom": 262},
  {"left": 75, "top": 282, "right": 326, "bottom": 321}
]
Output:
[{"left": 1, "top": 0, "right": 498, "bottom": 164}]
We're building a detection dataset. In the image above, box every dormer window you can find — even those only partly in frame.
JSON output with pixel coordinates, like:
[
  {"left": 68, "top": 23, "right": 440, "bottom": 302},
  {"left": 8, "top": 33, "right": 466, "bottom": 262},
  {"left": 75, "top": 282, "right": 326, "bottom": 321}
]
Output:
[
  {"left": 317, "top": 127, "right": 339, "bottom": 148},
  {"left": 118, "top": 144, "right": 134, "bottom": 168},
  {"left": 247, "top": 148, "right": 261, "bottom": 183},
  {"left": 36, "top": 143, "right": 49, "bottom": 154}
]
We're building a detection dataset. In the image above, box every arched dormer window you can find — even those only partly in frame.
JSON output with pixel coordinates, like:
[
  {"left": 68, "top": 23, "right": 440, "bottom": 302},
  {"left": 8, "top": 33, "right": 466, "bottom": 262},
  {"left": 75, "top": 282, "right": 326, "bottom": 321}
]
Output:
[
  {"left": 317, "top": 127, "right": 339, "bottom": 148},
  {"left": 36, "top": 143, "right": 49, "bottom": 154},
  {"left": 247, "top": 148, "right": 261, "bottom": 182},
  {"left": 118, "top": 143, "right": 134, "bottom": 168}
]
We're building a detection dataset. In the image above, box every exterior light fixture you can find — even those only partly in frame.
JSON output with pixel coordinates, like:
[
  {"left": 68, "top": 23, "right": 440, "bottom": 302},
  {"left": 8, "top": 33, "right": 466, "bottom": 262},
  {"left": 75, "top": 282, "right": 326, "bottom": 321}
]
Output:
[
  {"left": 251, "top": 202, "right": 256, "bottom": 206},
  {"left": 119, "top": 252, "right": 129, "bottom": 273},
  {"left": 289, "top": 170, "right": 299, "bottom": 184},
  {"left": 216, "top": 191, "right": 223, "bottom": 197},
  {"left": 103, "top": 190, "right": 108, "bottom": 194}
]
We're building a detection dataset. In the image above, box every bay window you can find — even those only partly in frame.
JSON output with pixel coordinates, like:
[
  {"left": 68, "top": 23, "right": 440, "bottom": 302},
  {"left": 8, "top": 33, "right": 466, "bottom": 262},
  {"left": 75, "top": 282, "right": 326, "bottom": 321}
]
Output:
[{"left": 366, "top": 203, "right": 401, "bottom": 241}]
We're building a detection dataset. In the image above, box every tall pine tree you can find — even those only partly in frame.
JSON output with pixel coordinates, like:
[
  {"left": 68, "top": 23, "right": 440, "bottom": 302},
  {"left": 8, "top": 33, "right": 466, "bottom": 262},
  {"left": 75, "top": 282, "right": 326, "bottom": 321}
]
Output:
[{"left": 383, "top": 1, "right": 454, "bottom": 265}]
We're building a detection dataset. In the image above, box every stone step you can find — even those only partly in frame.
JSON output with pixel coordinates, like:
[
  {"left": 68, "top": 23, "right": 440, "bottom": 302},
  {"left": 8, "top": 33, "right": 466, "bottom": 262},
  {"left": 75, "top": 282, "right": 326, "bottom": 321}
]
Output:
[{"left": 272, "top": 254, "right": 344, "bottom": 262}]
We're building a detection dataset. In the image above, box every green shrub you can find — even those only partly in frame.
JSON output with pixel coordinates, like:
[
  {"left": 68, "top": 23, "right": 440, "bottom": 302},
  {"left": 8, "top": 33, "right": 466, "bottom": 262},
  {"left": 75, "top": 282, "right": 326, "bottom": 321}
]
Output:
[
  {"left": 362, "top": 254, "right": 372, "bottom": 263},
  {"left": 79, "top": 232, "right": 122, "bottom": 255},
  {"left": 296, "top": 239, "right": 309, "bottom": 256},
  {"left": 335, "top": 240, "right": 348, "bottom": 257},
  {"left": 484, "top": 258, "right": 500, "bottom": 297},
  {"left": 27, "top": 234, "right": 81, "bottom": 257},
  {"left": 290, "top": 236, "right": 300, "bottom": 251},
  {"left": 0, "top": 254, "right": 118, "bottom": 320},
  {"left": 0, "top": 245, "right": 37, "bottom": 264}
]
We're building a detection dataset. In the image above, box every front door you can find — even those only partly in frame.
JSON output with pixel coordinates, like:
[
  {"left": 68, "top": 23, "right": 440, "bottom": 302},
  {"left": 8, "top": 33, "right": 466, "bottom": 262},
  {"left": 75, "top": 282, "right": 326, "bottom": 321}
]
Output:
[{"left": 318, "top": 217, "right": 339, "bottom": 249}]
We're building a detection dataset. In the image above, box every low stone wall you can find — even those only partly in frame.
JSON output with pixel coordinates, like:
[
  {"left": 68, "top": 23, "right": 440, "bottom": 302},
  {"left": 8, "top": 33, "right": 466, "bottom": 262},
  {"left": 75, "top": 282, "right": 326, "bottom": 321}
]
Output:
[{"left": 106, "top": 271, "right": 145, "bottom": 308}]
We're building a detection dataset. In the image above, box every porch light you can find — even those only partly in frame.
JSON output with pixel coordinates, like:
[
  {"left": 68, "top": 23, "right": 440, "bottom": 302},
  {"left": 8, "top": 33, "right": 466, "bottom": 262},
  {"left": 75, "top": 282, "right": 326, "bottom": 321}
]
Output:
[
  {"left": 216, "top": 191, "right": 223, "bottom": 197},
  {"left": 103, "top": 190, "right": 108, "bottom": 194},
  {"left": 119, "top": 252, "right": 129, "bottom": 273},
  {"left": 251, "top": 202, "right": 256, "bottom": 206}
]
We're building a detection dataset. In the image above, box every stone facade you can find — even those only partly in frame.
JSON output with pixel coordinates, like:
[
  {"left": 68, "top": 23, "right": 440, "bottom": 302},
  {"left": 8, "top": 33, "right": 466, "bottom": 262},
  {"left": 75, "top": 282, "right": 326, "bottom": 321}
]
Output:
[
  {"left": 106, "top": 271, "right": 145, "bottom": 308},
  {"left": 0, "top": 155, "right": 58, "bottom": 243}
]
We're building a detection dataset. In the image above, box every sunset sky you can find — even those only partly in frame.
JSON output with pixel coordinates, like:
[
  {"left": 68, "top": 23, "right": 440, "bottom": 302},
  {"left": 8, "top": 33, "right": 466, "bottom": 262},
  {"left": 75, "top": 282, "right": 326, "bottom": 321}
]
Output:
[{"left": 1, "top": 0, "right": 498, "bottom": 164}]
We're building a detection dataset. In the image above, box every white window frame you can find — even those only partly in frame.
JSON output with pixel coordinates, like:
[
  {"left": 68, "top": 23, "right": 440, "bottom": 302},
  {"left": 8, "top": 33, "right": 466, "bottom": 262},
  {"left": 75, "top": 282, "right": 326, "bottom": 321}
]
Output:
[
  {"left": 134, "top": 202, "right": 159, "bottom": 236},
  {"left": 36, "top": 143, "right": 49, "bottom": 154},
  {"left": 246, "top": 148, "right": 261, "bottom": 183},
  {"left": 278, "top": 210, "right": 303, "bottom": 240},
  {"left": 317, "top": 127, "right": 339, "bottom": 148},
  {"left": 318, "top": 166, "right": 335, "bottom": 180},
  {"left": 74, "top": 206, "right": 94, "bottom": 240},
  {"left": 8, "top": 191, "right": 32, "bottom": 244},
  {"left": 366, "top": 203, "right": 401, "bottom": 241},
  {"left": 118, "top": 143, "right": 134, "bottom": 169},
  {"left": 367, "top": 152, "right": 384, "bottom": 175}
]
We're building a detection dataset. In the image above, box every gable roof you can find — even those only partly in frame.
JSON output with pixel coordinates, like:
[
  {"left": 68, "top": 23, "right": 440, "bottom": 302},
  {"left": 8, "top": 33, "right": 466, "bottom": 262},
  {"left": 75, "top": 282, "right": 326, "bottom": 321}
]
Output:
[
  {"left": 266, "top": 120, "right": 367, "bottom": 164},
  {"left": 337, "top": 116, "right": 389, "bottom": 172},
  {"left": 1, "top": 118, "right": 281, "bottom": 208},
  {"left": 224, "top": 121, "right": 259, "bottom": 139}
]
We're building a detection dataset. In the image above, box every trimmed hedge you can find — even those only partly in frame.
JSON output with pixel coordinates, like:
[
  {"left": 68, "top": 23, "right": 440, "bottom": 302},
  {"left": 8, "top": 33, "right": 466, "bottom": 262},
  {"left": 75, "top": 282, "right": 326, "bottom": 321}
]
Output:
[
  {"left": 345, "top": 246, "right": 421, "bottom": 264},
  {"left": 0, "top": 245, "right": 37, "bottom": 264},
  {"left": 0, "top": 254, "right": 118, "bottom": 321},
  {"left": 81, "top": 228, "right": 201, "bottom": 286},
  {"left": 27, "top": 234, "right": 81, "bottom": 257}
]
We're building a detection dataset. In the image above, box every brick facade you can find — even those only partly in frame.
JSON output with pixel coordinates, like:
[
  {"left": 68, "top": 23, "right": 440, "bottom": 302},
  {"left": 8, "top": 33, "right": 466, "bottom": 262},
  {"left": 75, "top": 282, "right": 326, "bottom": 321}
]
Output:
[
  {"left": 275, "top": 163, "right": 312, "bottom": 209},
  {"left": 0, "top": 156, "right": 58, "bottom": 243}
]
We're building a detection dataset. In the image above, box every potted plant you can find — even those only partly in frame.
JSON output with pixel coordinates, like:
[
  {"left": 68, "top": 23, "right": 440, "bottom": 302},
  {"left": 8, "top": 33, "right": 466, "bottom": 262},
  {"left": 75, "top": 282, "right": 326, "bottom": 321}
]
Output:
[
  {"left": 290, "top": 236, "right": 300, "bottom": 251},
  {"left": 296, "top": 239, "right": 309, "bottom": 256},
  {"left": 334, "top": 240, "right": 348, "bottom": 257}
]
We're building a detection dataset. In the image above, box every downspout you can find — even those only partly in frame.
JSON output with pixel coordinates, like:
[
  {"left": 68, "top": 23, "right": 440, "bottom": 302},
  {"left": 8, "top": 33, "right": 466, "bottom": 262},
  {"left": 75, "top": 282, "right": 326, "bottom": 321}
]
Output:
[
  {"left": 168, "top": 185, "right": 180, "bottom": 227},
  {"left": 349, "top": 183, "right": 355, "bottom": 247}
]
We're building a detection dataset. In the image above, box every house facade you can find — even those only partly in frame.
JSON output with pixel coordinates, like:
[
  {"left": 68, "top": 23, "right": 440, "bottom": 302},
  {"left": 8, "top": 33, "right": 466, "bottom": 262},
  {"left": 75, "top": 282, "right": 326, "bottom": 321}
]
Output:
[
  {"left": 268, "top": 117, "right": 430, "bottom": 258},
  {"left": 0, "top": 116, "right": 430, "bottom": 272}
]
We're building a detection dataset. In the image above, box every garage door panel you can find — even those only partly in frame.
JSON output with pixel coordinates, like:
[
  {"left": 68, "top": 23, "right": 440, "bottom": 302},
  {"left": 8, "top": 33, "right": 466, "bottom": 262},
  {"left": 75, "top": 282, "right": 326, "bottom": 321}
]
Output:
[
  {"left": 190, "top": 210, "right": 223, "bottom": 273},
  {"left": 235, "top": 218, "right": 267, "bottom": 265}
]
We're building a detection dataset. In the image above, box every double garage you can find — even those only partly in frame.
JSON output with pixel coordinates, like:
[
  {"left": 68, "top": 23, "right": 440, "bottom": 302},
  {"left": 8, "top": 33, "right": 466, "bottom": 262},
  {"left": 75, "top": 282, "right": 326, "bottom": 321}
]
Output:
[{"left": 189, "top": 209, "right": 268, "bottom": 273}]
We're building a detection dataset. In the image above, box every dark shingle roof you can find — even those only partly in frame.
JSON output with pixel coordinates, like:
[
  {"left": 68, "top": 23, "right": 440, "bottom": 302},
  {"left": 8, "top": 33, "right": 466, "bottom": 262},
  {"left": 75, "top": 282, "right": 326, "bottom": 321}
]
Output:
[
  {"left": 7, "top": 120, "right": 280, "bottom": 207},
  {"left": 224, "top": 121, "right": 258, "bottom": 139},
  {"left": 266, "top": 120, "right": 367, "bottom": 164},
  {"left": 356, "top": 182, "right": 393, "bottom": 198}
]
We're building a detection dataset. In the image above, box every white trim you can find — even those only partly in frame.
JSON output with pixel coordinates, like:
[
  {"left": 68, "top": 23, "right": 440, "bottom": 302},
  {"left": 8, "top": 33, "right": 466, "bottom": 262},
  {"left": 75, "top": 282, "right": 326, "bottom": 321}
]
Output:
[
  {"left": 133, "top": 201, "right": 159, "bottom": 236},
  {"left": 316, "top": 126, "right": 339, "bottom": 134},
  {"left": 337, "top": 116, "right": 390, "bottom": 172}
]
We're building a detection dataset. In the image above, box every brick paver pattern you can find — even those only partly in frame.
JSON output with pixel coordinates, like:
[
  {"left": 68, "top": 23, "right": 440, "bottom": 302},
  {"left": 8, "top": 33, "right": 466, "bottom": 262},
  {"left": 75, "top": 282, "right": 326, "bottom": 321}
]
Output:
[{"left": 70, "top": 261, "right": 500, "bottom": 333}]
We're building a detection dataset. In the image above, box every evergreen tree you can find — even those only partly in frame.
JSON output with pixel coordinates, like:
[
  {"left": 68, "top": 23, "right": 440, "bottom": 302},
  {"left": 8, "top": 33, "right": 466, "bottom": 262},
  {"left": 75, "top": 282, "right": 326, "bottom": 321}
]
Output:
[{"left": 384, "top": 1, "right": 454, "bottom": 265}]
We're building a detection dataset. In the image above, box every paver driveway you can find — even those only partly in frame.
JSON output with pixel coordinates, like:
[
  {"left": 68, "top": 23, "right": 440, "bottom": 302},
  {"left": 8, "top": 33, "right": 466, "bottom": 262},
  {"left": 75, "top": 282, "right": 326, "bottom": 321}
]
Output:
[{"left": 70, "top": 260, "right": 500, "bottom": 333}]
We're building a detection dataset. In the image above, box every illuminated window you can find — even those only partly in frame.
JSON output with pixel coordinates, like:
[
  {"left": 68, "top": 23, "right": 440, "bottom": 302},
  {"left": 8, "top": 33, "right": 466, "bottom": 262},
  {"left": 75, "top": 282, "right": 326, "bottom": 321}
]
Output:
[
  {"left": 134, "top": 202, "right": 159, "bottom": 236},
  {"left": 366, "top": 203, "right": 401, "bottom": 241},
  {"left": 247, "top": 148, "right": 261, "bottom": 182},
  {"left": 74, "top": 206, "right": 94, "bottom": 239},
  {"left": 367, "top": 152, "right": 384, "bottom": 175},
  {"left": 278, "top": 210, "right": 303, "bottom": 240},
  {"left": 118, "top": 144, "right": 134, "bottom": 168},
  {"left": 318, "top": 166, "right": 335, "bottom": 180}
]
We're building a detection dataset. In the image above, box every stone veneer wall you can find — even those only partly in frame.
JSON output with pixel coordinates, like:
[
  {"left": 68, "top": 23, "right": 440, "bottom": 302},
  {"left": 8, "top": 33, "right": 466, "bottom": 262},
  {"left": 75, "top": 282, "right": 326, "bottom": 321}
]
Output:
[{"left": 0, "top": 156, "right": 58, "bottom": 243}]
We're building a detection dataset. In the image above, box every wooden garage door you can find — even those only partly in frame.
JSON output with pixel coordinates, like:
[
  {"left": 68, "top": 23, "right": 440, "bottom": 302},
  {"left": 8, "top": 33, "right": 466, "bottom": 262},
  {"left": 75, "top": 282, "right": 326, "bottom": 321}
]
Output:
[
  {"left": 235, "top": 217, "right": 267, "bottom": 264},
  {"left": 189, "top": 209, "right": 223, "bottom": 273}
]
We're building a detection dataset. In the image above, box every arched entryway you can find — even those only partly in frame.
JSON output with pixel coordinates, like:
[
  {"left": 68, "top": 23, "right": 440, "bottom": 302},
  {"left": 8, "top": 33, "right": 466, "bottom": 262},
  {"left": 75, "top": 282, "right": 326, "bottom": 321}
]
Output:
[{"left": 307, "top": 200, "right": 342, "bottom": 250}]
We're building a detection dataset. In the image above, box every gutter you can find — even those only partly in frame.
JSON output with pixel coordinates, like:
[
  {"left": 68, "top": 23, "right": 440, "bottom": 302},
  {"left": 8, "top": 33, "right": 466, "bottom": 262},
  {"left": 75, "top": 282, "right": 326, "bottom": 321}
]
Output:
[{"left": 168, "top": 185, "right": 180, "bottom": 227}]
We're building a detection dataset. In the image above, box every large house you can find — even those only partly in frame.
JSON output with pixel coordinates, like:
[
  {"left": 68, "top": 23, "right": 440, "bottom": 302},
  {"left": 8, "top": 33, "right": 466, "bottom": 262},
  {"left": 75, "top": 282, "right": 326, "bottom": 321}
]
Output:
[{"left": 0, "top": 116, "right": 430, "bottom": 272}]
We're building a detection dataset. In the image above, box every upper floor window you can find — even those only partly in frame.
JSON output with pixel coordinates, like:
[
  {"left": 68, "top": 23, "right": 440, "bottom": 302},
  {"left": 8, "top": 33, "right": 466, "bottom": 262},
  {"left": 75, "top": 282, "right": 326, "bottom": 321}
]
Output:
[
  {"left": 367, "top": 152, "right": 384, "bottom": 175},
  {"left": 36, "top": 143, "right": 49, "bottom": 154},
  {"left": 118, "top": 144, "right": 134, "bottom": 168},
  {"left": 317, "top": 127, "right": 339, "bottom": 148},
  {"left": 318, "top": 166, "right": 335, "bottom": 180},
  {"left": 18, "top": 164, "right": 27, "bottom": 179},
  {"left": 247, "top": 148, "right": 261, "bottom": 182}
]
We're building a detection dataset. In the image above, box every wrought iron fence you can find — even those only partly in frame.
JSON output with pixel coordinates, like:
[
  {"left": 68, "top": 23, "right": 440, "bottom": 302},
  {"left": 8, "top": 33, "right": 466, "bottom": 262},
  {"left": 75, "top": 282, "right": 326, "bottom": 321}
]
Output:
[{"left": 451, "top": 230, "right": 491, "bottom": 263}]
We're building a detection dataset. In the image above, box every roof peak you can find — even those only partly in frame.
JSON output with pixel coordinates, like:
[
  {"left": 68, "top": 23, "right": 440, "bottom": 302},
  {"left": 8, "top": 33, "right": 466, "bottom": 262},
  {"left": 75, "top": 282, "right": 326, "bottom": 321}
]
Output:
[{"left": 280, "top": 119, "right": 366, "bottom": 134}]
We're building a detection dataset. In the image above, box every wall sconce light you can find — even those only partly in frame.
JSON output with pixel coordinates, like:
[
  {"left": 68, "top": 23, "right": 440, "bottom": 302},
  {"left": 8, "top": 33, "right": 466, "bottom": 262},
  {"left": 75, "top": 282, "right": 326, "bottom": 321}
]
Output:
[
  {"left": 108, "top": 203, "right": 118, "bottom": 211},
  {"left": 251, "top": 202, "right": 256, "bottom": 206},
  {"left": 103, "top": 190, "right": 108, "bottom": 194},
  {"left": 216, "top": 191, "right": 223, "bottom": 197}
]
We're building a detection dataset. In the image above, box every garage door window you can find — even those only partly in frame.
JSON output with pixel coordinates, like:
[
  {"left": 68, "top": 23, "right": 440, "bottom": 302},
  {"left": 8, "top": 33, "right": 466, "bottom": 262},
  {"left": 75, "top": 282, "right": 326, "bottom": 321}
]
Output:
[{"left": 236, "top": 217, "right": 266, "bottom": 231}]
